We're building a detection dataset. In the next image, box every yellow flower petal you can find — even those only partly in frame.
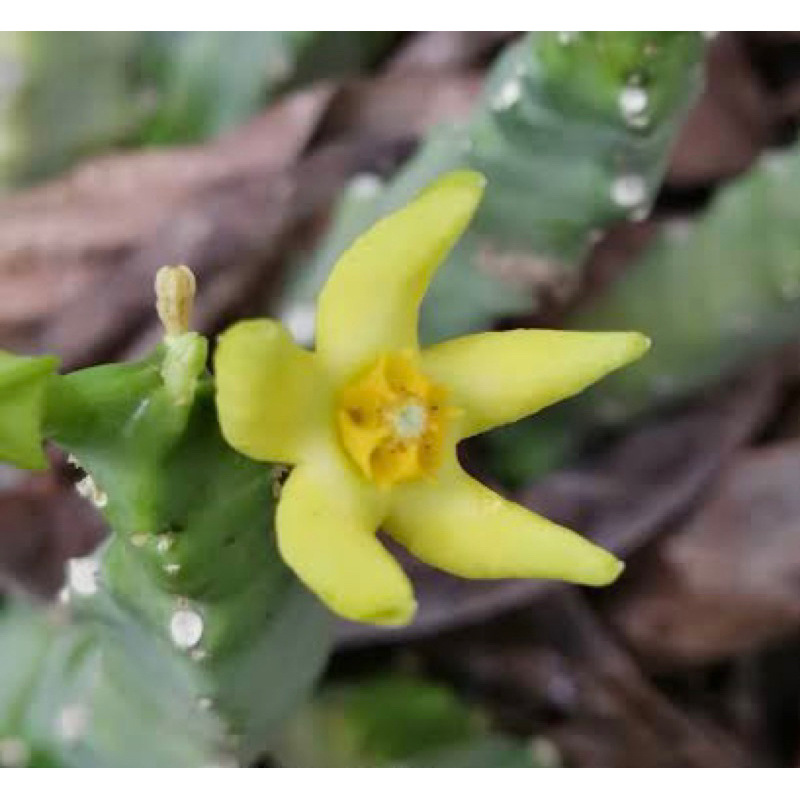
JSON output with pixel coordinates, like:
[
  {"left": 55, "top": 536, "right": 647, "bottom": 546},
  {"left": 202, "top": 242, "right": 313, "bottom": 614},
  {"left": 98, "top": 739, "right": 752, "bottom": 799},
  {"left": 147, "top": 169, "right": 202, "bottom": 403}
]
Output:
[
  {"left": 276, "top": 453, "right": 416, "bottom": 625},
  {"left": 422, "top": 329, "right": 650, "bottom": 438},
  {"left": 215, "top": 319, "right": 331, "bottom": 464},
  {"left": 316, "top": 171, "right": 486, "bottom": 379},
  {"left": 387, "top": 458, "right": 623, "bottom": 586}
]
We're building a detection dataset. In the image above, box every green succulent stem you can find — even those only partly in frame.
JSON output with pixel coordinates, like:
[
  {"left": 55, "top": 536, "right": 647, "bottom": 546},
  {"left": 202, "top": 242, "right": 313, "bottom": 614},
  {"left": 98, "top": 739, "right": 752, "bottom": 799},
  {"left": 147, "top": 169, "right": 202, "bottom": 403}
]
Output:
[
  {"left": 2, "top": 338, "right": 332, "bottom": 766},
  {"left": 281, "top": 32, "right": 704, "bottom": 344},
  {"left": 487, "top": 142, "right": 800, "bottom": 485},
  {"left": 0, "top": 350, "right": 59, "bottom": 470}
]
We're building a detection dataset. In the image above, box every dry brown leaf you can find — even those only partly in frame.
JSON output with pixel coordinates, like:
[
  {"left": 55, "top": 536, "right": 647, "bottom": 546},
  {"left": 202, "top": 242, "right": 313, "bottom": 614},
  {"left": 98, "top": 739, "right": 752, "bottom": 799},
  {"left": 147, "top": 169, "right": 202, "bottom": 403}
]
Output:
[{"left": 609, "top": 438, "right": 800, "bottom": 666}]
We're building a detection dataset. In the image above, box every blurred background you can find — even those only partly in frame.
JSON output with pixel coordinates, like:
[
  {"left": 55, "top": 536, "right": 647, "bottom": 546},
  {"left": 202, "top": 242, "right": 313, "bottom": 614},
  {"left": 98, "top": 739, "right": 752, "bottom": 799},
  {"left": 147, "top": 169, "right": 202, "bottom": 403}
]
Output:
[{"left": 3, "top": 31, "right": 800, "bottom": 767}]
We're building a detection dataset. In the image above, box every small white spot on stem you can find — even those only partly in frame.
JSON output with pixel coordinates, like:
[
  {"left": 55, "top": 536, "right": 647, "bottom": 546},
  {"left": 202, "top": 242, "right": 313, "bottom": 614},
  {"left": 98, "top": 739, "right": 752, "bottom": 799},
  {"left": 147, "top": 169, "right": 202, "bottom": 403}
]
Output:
[
  {"left": 75, "top": 475, "right": 108, "bottom": 509},
  {"left": 349, "top": 173, "right": 384, "bottom": 199},
  {"left": 170, "top": 607, "right": 204, "bottom": 650},
  {"left": 610, "top": 174, "right": 648, "bottom": 209},
  {"left": 618, "top": 86, "right": 650, "bottom": 128},
  {"left": 493, "top": 79, "right": 521, "bottom": 111},
  {"left": 67, "top": 556, "right": 99, "bottom": 597},
  {"left": 57, "top": 704, "right": 88, "bottom": 743}
]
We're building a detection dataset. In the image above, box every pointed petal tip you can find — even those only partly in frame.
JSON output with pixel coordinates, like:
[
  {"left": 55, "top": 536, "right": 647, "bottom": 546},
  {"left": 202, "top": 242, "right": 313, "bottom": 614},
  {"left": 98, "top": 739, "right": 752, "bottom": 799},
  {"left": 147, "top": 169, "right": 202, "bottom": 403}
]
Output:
[
  {"left": 598, "top": 330, "right": 652, "bottom": 374},
  {"left": 423, "top": 328, "right": 653, "bottom": 439},
  {"left": 579, "top": 551, "right": 625, "bottom": 587},
  {"left": 608, "top": 330, "right": 651, "bottom": 365},
  {"left": 432, "top": 169, "right": 487, "bottom": 193},
  {"left": 630, "top": 332, "right": 652, "bottom": 358},
  {"left": 316, "top": 169, "right": 487, "bottom": 375},
  {"left": 424, "top": 169, "right": 487, "bottom": 212}
]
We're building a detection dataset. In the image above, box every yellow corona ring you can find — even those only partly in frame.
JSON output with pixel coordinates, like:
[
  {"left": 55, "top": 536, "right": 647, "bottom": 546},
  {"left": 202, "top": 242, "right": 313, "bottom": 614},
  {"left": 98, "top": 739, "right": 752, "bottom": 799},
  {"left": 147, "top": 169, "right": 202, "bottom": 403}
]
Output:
[
  {"left": 214, "top": 171, "right": 650, "bottom": 626},
  {"left": 337, "top": 351, "right": 456, "bottom": 486}
]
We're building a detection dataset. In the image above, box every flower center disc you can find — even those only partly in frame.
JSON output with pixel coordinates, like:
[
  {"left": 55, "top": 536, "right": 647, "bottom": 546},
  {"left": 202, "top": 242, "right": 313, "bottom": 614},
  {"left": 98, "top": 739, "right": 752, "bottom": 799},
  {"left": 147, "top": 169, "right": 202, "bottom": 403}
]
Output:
[
  {"left": 391, "top": 402, "right": 428, "bottom": 439},
  {"left": 336, "top": 352, "right": 453, "bottom": 487}
]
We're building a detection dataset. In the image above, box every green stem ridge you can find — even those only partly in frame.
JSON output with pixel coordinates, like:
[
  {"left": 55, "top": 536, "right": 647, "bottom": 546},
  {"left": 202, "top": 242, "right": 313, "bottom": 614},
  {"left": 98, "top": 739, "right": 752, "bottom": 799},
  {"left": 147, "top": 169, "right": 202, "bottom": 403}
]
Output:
[
  {"left": 486, "top": 142, "right": 800, "bottom": 484},
  {"left": 280, "top": 32, "right": 705, "bottom": 345},
  {"left": 2, "top": 340, "right": 332, "bottom": 766}
]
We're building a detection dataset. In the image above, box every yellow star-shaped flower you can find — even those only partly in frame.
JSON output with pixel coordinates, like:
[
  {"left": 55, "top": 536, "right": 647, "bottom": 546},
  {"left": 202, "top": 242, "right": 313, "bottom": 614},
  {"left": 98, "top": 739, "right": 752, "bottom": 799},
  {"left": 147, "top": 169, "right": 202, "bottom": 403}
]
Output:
[{"left": 214, "top": 171, "right": 650, "bottom": 626}]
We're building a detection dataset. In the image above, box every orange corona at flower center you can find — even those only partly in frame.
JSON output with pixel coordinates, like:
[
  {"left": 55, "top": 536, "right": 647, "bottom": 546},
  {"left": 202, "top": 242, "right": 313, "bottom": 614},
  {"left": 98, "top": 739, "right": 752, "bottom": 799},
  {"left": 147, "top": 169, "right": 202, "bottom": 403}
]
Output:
[{"left": 336, "top": 352, "right": 456, "bottom": 487}]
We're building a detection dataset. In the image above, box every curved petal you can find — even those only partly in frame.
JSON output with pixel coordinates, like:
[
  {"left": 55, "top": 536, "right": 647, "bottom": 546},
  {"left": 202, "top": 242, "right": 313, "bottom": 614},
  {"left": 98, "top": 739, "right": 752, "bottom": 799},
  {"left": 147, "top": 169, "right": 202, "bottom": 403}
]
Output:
[
  {"left": 422, "top": 329, "right": 650, "bottom": 438},
  {"left": 276, "top": 453, "right": 415, "bottom": 625},
  {"left": 387, "top": 459, "right": 622, "bottom": 586},
  {"left": 214, "top": 319, "right": 331, "bottom": 464},
  {"left": 316, "top": 171, "right": 486, "bottom": 379}
]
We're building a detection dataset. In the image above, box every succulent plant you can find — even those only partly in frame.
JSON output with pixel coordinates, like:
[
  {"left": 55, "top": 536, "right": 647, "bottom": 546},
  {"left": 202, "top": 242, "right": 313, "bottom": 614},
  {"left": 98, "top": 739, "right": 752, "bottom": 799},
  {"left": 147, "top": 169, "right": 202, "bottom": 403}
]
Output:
[
  {"left": 281, "top": 32, "right": 705, "bottom": 344},
  {"left": 0, "top": 268, "right": 331, "bottom": 766}
]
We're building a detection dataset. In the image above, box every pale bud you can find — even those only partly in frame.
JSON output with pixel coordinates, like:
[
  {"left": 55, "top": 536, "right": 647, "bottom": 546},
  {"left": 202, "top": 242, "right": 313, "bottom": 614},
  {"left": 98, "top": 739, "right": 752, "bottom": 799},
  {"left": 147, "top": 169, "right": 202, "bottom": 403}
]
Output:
[{"left": 155, "top": 265, "right": 196, "bottom": 337}]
